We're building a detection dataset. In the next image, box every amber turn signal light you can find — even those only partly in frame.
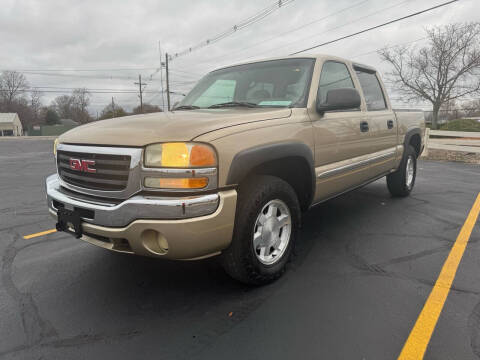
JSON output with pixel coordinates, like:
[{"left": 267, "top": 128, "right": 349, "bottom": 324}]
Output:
[{"left": 144, "top": 177, "right": 209, "bottom": 189}]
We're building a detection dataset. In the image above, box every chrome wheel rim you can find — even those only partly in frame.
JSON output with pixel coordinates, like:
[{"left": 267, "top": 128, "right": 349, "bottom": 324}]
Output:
[
  {"left": 253, "top": 199, "right": 292, "bottom": 265},
  {"left": 405, "top": 156, "right": 415, "bottom": 189}
]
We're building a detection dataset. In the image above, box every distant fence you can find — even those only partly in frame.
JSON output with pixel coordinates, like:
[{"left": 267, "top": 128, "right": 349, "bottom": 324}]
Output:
[
  {"left": 26, "top": 124, "right": 76, "bottom": 136},
  {"left": 423, "top": 129, "right": 480, "bottom": 155},
  {"left": 423, "top": 109, "right": 480, "bottom": 124}
]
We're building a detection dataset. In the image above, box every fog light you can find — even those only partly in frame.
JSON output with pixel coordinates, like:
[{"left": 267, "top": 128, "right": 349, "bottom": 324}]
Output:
[{"left": 141, "top": 229, "right": 169, "bottom": 255}]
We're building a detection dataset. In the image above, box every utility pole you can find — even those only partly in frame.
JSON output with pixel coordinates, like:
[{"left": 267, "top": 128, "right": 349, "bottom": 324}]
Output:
[
  {"left": 165, "top": 52, "right": 171, "bottom": 111},
  {"left": 159, "top": 41, "right": 165, "bottom": 112},
  {"left": 111, "top": 97, "right": 115, "bottom": 119},
  {"left": 134, "top": 74, "right": 147, "bottom": 113}
]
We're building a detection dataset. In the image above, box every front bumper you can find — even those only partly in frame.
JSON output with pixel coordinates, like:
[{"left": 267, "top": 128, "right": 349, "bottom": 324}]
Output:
[{"left": 46, "top": 174, "right": 237, "bottom": 260}]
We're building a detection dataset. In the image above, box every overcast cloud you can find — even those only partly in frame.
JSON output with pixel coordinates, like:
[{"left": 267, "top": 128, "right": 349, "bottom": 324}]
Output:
[{"left": 0, "top": 0, "right": 478, "bottom": 113}]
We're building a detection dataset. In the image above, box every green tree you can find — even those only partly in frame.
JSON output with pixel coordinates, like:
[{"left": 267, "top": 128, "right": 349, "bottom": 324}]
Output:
[
  {"left": 45, "top": 109, "right": 60, "bottom": 125},
  {"left": 99, "top": 103, "right": 128, "bottom": 120},
  {"left": 132, "top": 103, "right": 162, "bottom": 114}
]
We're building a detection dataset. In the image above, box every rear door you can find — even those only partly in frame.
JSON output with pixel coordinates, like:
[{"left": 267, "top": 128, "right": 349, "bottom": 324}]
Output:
[{"left": 353, "top": 66, "right": 398, "bottom": 175}]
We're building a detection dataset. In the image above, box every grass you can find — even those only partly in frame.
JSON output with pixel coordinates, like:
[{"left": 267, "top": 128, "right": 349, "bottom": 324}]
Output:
[{"left": 428, "top": 119, "right": 480, "bottom": 132}]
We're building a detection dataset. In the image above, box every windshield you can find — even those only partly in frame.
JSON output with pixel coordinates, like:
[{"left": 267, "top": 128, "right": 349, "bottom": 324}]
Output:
[{"left": 176, "top": 58, "right": 315, "bottom": 109}]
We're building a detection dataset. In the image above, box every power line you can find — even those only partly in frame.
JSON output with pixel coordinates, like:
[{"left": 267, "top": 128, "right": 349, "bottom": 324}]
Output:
[
  {"left": 168, "top": 68, "right": 203, "bottom": 77},
  {"left": 0, "top": 66, "right": 158, "bottom": 72},
  {"left": 352, "top": 36, "right": 428, "bottom": 58},
  {"left": 13, "top": 71, "right": 139, "bottom": 80},
  {"left": 290, "top": 0, "right": 460, "bottom": 55},
  {"left": 184, "top": 0, "right": 411, "bottom": 73},
  {"left": 200, "top": 0, "right": 371, "bottom": 66},
  {"left": 351, "top": 22, "right": 472, "bottom": 58},
  {"left": 246, "top": 0, "right": 411, "bottom": 60},
  {"left": 30, "top": 86, "right": 147, "bottom": 91},
  {"left": 0, "top": 89, "right": 164, "bottom": 94},
  {"left": 169, "top": 0, "right": 295, "bottom": 61}
]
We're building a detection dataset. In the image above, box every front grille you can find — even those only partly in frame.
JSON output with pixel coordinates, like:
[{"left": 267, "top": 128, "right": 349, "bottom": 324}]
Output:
[{"left": 57, "top": 150, "right": 131, "bottom": 191}]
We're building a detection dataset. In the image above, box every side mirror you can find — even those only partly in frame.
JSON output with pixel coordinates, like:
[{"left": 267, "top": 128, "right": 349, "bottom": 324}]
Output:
[{"left": 316, "top": 88, "right": 361, "bottom": 113}]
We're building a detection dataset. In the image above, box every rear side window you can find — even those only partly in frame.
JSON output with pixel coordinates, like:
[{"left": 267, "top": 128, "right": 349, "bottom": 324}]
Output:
[
  {"left": 318, "top": 61, "right": 355, "bottom": 104},
  {"left": 355, "top": 70, "right": 387, "bottom": 111}
]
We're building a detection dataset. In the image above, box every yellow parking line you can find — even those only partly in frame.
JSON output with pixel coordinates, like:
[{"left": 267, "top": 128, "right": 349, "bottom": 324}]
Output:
[
  {"left": 398, "top": 193, "right": 480, "bottom": 360},
  {"left": 23, "top": 228, "right": 57, "bottom": 239}
]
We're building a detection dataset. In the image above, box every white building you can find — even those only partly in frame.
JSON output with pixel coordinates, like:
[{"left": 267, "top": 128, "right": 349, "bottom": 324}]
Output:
[{"left": 0, "top": 113, "right": 23, "bottom": 136}]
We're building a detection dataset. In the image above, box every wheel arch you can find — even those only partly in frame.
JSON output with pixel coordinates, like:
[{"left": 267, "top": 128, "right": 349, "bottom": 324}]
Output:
[
  {"left": 404, "top": 128, "right": 422, "bottom": 158},
  {"left": 226, "top": 142, "right": 315, "bottom": 211}
]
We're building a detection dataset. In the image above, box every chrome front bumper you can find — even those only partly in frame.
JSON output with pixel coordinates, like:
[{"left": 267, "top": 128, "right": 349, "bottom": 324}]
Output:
[{"left": 46, "top": 174, "right": 220, "bottom": 227}]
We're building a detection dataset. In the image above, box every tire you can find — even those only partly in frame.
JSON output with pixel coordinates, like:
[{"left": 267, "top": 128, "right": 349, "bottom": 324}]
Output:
[
  {"left": 387, "top": 145, "right": 417, "bottom": 197},
  {"left": 220, "top": 175, "right": 301, "bottom": 285}
]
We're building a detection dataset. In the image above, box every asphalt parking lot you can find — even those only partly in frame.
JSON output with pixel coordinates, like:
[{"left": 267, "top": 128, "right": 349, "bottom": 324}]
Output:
[{"left": 0, "top": 138, "right": 479, "bottom": 360}]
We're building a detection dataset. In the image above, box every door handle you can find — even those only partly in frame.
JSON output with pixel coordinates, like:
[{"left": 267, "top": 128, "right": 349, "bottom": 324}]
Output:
[
  {"left": 387, "top": 120, "right": 394, "bottom": 129},
  {"left": 360, "top": 121, "right": 369, "bottom": 132}
]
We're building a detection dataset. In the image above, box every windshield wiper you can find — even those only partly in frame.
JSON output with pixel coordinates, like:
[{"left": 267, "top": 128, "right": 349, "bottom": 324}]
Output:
[
  {"left": 208, "top": 101, "right": 258, "bottom": 109},
  {"left": 173, "top": 105, "right": 200, "bottom": 111}
]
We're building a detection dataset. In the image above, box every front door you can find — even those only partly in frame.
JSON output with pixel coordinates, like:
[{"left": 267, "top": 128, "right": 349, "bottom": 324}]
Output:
[{"left": 310, "top": 60, "right": 373, "bottom": 202}]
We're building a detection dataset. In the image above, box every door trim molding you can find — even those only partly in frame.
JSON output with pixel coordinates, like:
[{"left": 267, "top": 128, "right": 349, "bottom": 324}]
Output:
[{"left": 316, "top": 146, "right": 398, "bottom": 180}]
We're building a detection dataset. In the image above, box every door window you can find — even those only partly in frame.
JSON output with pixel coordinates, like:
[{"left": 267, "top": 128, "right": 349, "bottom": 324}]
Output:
[
  {"left": 318, "top": 61, "right": 355, "bottom": 104},
  {"left": 355, "top": 70, "right": 387, "bottom": 111}
]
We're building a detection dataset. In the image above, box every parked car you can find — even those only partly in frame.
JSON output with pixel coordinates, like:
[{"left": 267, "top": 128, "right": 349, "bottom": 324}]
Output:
[{"left": 46, "top": 54, "right": 425, "bottom": 284}]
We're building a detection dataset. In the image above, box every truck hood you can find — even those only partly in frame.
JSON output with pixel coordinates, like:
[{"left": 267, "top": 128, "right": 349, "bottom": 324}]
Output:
[{"left": 59, "top": 108, "right": 292, "bottom": 147}]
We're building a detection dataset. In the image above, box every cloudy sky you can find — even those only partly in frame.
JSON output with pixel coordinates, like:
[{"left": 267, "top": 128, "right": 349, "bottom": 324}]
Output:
[{"left": 0, "top": 0, "right": 478, "bottom": 114}]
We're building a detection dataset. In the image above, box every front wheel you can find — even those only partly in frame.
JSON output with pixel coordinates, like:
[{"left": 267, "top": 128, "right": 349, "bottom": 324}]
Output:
[
  {"left": 220, "top": 175, "right": 301, "bottom": 285},
  {"left": 387, "top": 145, "right": 417, "bottom": 197}
]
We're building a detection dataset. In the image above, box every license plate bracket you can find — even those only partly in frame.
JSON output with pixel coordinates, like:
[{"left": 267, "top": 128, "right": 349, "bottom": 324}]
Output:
[{"left": 56, "top": 208, "right": 83, "bottom": 238}]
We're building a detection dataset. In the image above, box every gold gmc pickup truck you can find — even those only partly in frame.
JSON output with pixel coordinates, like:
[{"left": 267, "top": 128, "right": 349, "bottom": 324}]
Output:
[{"left": 46, "top": 54, "right": 425, "bottom": 284}]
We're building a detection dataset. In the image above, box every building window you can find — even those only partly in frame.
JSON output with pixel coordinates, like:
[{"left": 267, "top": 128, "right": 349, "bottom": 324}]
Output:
[{"left": 1, "top": 130, "right": 14, "bottom": 136}]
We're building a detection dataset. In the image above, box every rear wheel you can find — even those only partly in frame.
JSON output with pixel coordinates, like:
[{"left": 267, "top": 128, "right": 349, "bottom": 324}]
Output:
[
  {"left": 220, "top": 175, "right": 300, "bottom": 285},
  {"left": 387, "top": 145, "right": 417, "bottom": 197}
]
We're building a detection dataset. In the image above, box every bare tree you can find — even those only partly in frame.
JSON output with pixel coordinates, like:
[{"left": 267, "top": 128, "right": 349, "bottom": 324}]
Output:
[
  {"left": 462, "top": 99, "right": 480, "bottom": 117},
  {"left": 379, "top": 23, "right": 480, "bottom": 129},
  {"left": 72, "top": 88, "right": 92, "bottom": 123},
  {"left": 0, "top": 71, "right": 29, "bottom": 108},
  {"left": 53, "top": 95, "right": 74, "bottom": 119},
  {"left": 30, "top": 89, "right": 43, "bottom": 123},
  {"left": 52, "top": 89, "right": 92, "bottom": 124}
]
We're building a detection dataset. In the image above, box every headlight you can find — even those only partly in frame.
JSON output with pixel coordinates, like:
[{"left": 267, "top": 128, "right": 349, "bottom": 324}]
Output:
[
  {"left": 53, "top": 138, "right": 59, "bottom": 157},
  {"left": 143, "top": 142, "right": 217, "bottom": 190},
  {"left": 144, "top": 142, "right": 217, "bottom": 168}
]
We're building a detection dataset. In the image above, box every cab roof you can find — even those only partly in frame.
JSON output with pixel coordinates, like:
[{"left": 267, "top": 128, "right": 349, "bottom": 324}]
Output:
[{"left": 210, "top": 54, "right": 378, "bottom": 74}]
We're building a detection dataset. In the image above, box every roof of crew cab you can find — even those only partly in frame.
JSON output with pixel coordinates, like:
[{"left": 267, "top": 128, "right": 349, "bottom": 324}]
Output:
[
  {"left": 209, "top": 54, "right": 378, "bottom": 73},
  {"left": 208, "top": 54, "right": 329, "bottom": 72}
]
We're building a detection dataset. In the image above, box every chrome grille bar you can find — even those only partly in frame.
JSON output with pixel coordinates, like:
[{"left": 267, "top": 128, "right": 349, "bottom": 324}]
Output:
[{"left": 56, "top": 144, "right": 143, "bottom": 199}]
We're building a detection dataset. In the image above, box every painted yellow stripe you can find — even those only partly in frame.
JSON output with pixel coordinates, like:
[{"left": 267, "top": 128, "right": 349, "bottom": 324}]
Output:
[
  {"left": 23, "top": 228, "right": 57, "bottom": 239},
  {"left": 398, "top": 193, "right": 480, "bottom": 360}
]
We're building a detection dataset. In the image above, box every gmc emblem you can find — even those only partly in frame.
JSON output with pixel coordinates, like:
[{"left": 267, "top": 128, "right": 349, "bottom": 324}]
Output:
[{"left": 69, "top": 158, "right": 96, "bottom": 173}]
